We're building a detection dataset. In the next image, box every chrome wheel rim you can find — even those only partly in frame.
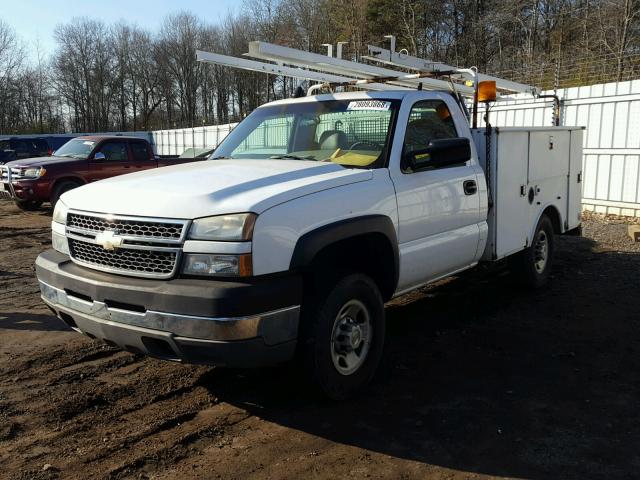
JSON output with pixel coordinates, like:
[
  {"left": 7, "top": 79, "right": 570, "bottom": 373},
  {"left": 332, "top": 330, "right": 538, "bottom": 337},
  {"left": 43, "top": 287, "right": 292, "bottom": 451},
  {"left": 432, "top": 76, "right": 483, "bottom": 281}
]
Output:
[
  {"left": 331, "top": 299, "right": 371, "bottom": 376},
  {"left": 534, "top": 230, "right": 549, "bottom": 273}
]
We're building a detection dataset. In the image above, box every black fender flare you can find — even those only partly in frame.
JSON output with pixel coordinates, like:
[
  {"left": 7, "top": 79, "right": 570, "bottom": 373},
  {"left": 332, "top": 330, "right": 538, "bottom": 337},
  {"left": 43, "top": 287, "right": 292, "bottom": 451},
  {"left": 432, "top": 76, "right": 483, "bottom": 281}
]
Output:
[{"left": 289, "top": 215, "right": 399, "bottom": 292}]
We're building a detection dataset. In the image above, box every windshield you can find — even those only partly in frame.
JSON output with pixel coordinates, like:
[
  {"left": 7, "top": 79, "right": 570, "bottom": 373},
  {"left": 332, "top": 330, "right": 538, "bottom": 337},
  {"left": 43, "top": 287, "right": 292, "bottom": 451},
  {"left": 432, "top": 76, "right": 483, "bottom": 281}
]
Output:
[
  {"left": 211, "top": 99, "right": 399, "bottom": 168},
  {"left": 54, "top": 138, "right": 97, "bottom": 159}
]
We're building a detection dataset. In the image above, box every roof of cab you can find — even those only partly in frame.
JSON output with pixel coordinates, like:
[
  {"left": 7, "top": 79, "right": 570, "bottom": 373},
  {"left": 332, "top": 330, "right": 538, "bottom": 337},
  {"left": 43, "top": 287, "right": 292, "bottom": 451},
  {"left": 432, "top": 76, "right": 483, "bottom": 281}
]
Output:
[{"left": 261, "top": 90, "right": 416, "bottom": 108}]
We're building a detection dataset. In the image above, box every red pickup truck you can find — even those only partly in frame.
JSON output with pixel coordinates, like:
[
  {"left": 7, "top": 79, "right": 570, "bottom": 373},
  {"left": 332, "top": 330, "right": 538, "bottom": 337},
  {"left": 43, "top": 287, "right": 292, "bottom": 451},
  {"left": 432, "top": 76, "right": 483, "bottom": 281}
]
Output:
[{"left": 0, "top": 135, "right": 203, "bottom": 210}]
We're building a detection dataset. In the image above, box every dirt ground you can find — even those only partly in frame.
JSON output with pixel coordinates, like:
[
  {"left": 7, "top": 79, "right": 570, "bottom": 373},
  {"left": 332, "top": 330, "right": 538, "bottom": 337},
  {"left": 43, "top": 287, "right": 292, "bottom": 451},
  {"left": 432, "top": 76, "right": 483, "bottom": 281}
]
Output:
[{"left": 1, "top": 199, "right": 639, "bottom": 480}]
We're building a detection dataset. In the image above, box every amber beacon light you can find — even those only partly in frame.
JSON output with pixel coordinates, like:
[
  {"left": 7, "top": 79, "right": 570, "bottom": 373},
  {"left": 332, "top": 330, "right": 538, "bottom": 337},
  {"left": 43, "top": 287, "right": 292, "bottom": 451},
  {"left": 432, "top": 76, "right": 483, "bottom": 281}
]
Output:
[{"left": 478, "top": 80, "right": 497, "bottom": 103}]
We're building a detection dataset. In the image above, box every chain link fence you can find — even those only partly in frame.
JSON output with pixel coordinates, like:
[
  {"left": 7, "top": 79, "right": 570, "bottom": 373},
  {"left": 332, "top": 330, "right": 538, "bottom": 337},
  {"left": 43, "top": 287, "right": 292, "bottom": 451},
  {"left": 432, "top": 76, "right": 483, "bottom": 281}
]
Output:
[{"left": 490, "top": 52, "right": 640, "bottom": 91}]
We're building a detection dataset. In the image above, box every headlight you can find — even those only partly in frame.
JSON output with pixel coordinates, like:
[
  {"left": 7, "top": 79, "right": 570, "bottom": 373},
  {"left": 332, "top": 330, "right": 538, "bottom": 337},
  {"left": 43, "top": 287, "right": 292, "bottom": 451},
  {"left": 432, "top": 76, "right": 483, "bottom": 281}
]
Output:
[
  {"left": 21, "top": 167, "right": 46, "bottom": 178},
  {"left": 52, "top": 200, "right": 69, "bottom": 225},
  {"left": 188, "top": 213, "right": 256, "bottom": 241},
  {"left": 181, "top": 253, "right": 252, "bottom": 277}
]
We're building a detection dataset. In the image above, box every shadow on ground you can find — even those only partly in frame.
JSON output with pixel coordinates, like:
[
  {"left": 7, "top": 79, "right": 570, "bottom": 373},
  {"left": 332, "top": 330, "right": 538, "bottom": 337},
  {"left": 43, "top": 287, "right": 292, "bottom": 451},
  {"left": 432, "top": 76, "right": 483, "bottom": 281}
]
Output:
[
  {"left": 0, "top": 311, "right": 70, "bottom": 332},
  {"left": 201, "top": 234, "right": 640, "bottom": 479}
]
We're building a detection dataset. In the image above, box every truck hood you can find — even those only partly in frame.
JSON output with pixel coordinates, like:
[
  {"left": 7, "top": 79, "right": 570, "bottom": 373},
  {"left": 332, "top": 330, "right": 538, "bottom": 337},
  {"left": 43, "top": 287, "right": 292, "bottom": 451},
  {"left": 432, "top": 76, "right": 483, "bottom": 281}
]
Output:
[
  {"left": 5, "top": 156, "right": 81, "bottom": 168},
  {"left": 62, "top": 159, "right": 372, "bottom": 218}
]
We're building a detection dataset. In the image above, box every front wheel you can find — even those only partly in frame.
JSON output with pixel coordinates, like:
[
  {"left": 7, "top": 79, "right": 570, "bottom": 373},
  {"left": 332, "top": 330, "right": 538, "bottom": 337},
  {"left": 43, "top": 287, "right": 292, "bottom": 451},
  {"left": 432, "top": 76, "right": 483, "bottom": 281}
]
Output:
[
  {"left": 50, "top": 180, "right": 81, "bottom": 209},
  {"left": 508, "top": 215, "right": 555, "bottom": 289},
  {"left": 302, "top": 274, "right": 385, "bottom": 400},
  {"left": 15, "top": 200, "right": 43, "bottom": 211}
]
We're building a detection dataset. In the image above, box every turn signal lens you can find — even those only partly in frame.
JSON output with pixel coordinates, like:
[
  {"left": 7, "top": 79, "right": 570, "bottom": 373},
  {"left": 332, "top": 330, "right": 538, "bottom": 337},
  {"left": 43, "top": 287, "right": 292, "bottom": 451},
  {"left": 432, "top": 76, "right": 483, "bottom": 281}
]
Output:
[
  {"left": 181, "top": 253, "right": 252, "bottom": 277},
  {"left": 52, "top": 231, "right": 69, "bottom": 255},
  {"left": 52, "top": 200, "right": 68, "bottom": 225}
]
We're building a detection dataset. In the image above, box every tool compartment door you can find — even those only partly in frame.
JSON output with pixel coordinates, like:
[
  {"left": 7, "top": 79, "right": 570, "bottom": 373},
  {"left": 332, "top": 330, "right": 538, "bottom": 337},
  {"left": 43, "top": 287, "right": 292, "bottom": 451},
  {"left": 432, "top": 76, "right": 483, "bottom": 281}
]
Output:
[
  {"left": 493, "top": 131, "right": 530, "bottom": 258},
  {"left": 528, "top": 130, "right": 571, "bottom": 232}
]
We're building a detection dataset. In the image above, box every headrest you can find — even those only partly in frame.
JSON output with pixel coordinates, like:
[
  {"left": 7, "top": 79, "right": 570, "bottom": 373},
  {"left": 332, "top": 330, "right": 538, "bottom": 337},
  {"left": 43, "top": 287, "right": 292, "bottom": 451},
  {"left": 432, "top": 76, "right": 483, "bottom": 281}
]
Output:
[{"left": 319, "top": 130, "right": 348, "bottom": 150}]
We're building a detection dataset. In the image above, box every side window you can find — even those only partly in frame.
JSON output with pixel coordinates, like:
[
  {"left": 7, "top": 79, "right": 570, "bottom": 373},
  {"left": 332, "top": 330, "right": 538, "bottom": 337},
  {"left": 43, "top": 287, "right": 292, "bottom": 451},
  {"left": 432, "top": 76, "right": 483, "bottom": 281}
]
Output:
[
  {"left": 0, "top": 141, "right": 9, "bottom": 150},
  {"left": 13, "top": 140, "right": 30, "bottom": 154},
  {"left": 33, "top": 139, "right": 49, "bottom": 152},
  {"left": 97, "top": 141, "right": 128, "bottom": 161},
  {"left": 403, "top": 100, "right": 460, "bottom": 173},
  {"left": 130, "top": 142, "right": 149, "bottom": 162},
  {"left": 404, "top": 100, "right": 457, "bottom": 151}
]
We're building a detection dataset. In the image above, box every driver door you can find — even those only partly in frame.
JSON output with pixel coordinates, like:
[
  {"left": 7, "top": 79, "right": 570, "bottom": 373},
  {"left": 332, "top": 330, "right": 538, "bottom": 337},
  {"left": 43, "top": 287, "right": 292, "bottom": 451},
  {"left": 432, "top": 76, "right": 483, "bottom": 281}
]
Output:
[
  {"left": 88, "top": 141, "right": 132, "bottom": 182},
  {"left": 390, "top": 97, "right": 482, "bottom": 292}
]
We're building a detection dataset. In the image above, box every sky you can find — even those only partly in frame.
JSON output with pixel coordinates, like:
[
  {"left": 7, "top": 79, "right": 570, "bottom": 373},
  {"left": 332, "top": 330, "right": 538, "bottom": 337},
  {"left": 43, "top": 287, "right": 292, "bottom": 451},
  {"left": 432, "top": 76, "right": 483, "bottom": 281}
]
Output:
[{"left": 2, "top": 0, "right": 243, "bottom": 58}]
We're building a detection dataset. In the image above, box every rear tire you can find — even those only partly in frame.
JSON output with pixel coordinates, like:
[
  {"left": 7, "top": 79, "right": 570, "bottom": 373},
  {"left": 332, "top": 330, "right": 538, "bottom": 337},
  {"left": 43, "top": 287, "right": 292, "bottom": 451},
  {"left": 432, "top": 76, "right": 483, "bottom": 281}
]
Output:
[
  {"left": 15, "top": 200, "right": 43, "bottom": 211},
  {"left": 301, "top": 274, "right": 385, "bottom": 400},
  {"left": 508, "top": 215, "right": 555, "bottom": 289},
  {"left": 50, "top": 181, "right": 81, "bottom": 209}
]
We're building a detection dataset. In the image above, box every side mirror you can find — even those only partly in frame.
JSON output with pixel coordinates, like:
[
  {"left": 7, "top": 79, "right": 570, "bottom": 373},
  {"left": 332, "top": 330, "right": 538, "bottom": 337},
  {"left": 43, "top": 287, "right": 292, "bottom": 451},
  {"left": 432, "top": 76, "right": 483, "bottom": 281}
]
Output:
[
  {"left": 404, "top": 137, "right": 471, "bottom": 171},
  {"left": 93, "top": 152, "right": 106, "bottom": 161}
]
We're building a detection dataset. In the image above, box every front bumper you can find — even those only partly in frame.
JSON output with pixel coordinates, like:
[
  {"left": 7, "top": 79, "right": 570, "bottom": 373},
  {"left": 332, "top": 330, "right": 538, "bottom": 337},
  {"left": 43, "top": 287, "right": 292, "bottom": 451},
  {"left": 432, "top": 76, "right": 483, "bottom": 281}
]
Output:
[
  {"left": 36, "top": 249, "right": 302, "bottom": 367},
  {"left": 0, "top": 179, "right": 44, "bottom": 202}
]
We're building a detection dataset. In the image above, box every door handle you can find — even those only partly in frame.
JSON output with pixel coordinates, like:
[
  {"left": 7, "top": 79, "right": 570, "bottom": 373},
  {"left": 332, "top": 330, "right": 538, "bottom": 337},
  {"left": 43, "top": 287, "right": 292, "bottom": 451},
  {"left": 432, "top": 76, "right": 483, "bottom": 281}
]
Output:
[{"left": 463, "top": 180, "right": 477, "bottom": 195}]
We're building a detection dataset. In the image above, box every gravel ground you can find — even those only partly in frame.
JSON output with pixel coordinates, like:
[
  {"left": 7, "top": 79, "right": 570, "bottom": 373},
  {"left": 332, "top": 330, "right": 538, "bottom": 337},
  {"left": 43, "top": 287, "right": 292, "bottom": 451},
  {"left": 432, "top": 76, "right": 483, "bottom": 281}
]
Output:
[
  {"left": 581, "top": 211, "right": 640, "bottom": 252},
  {"left": 1, "top": 198, "right": 640, "bottom": 480}
]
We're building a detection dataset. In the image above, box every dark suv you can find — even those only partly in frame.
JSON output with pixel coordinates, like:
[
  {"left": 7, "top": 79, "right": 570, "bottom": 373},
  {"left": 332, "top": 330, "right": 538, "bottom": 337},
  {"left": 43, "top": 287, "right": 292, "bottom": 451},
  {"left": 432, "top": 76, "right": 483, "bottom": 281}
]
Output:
[{"left": 0, "top": 137, "right": 51, "bottom": 163}]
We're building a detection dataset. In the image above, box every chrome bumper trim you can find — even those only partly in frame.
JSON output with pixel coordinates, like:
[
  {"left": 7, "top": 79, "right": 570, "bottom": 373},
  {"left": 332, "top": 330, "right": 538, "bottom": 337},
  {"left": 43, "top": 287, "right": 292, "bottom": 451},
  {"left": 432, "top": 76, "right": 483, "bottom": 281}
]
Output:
[
  {"left": 39, "top": 280, "right": 300, "bottom": 344},
  {"left": 1, "top": 165, "right": 17, "bottom": 199}
]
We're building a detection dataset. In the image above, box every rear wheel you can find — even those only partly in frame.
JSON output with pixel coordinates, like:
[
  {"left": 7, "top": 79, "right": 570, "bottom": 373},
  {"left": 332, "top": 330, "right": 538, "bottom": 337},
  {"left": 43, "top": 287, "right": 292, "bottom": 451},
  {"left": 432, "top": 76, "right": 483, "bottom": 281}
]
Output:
[
  {"left": 508, "top": 215, "right": 555, "bottom": 289},
  {"left": 15, "top": 200, "right": 43, "bottom": 211},
  {"left": 301, "top": 274, "right": 385, "bottom": 400},
  {"left": 50, "top": 181, "right": 81, "bottom": 209}
]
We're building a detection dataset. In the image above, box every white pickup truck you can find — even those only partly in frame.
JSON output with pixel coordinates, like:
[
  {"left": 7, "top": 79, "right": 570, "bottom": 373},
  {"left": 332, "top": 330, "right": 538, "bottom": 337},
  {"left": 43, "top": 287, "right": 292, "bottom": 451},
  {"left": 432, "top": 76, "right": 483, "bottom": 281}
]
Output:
[{"left": 36, "top": 90, "right": 583, "bottom": 398}]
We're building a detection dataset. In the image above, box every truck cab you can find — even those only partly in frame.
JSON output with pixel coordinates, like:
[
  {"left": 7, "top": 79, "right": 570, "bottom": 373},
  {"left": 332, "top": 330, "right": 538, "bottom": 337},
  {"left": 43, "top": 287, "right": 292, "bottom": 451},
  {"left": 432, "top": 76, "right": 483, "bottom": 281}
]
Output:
[{"left": 35, "top": 90, "right": 582, "bottom": 398}]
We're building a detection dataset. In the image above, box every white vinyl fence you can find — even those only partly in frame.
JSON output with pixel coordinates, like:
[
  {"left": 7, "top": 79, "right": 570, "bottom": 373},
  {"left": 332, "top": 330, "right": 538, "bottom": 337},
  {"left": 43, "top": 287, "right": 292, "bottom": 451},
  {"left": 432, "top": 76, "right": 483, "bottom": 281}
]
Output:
[
  {"left": 151, "top": 124, "right": 237, "bottom": 156},
  {"left": 479, "top": 79, "right": 640, "bottom": 217}
]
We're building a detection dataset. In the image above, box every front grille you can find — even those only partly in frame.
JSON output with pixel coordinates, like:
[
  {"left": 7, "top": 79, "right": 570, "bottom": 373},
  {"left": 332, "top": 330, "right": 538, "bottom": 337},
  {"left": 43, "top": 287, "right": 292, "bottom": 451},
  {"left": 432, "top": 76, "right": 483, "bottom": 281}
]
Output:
[
  {"left": 67, "top": 213, "right": 184, "bottom": 240},
  {"left": 0, "top": 166, "right": 28, "bottom": 181},
  {"left": 68, "top": 238, "right": 178, "bottom": 276},
  {"left": 65, "top": 211, "right": 188, "bottom": 279}
]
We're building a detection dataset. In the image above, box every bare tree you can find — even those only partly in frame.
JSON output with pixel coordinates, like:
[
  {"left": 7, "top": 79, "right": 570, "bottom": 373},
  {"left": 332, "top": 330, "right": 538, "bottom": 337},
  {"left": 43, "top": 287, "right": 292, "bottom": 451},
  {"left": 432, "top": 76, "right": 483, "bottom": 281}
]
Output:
[
  {"left": 0, "top": 20, "right": 24, "bottom": 133},
  {"left": 2, "top": 0, "right": 640, "bottom": 134},
  {"left": 597, "top": 0, "right": 640, "bottom": 80},
  {"left": 157, "top": 12, "right": 203, "bottom": 127}
]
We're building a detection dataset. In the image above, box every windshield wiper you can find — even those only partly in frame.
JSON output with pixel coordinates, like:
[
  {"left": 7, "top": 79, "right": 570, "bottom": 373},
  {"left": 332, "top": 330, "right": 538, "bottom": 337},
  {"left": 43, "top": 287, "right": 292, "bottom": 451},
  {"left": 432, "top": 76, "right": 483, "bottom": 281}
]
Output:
[
  {"left": 211, "top": 156, "right": 230, "bottom": 160},
  {"left": 269, "top": 154, "right": 315, "bottom": 160}
]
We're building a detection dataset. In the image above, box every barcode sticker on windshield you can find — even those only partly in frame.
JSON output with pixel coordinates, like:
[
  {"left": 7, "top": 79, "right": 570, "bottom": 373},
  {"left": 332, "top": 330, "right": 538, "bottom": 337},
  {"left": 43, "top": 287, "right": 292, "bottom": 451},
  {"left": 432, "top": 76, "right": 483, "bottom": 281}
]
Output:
[{"left": 347, "top": 100, "right": 391, "bottom": 111}]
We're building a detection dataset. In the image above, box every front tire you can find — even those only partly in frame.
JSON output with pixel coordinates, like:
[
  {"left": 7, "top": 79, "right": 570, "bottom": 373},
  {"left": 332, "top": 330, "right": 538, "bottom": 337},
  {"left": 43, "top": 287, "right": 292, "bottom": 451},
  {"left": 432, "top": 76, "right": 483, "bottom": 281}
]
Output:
[
  {"left": 302, "top": 274, "right": 385, "bottom": 400},
  {"left": 509, "top": 214, "right": 555, "bottom": 289},
  {"left": 15, "top": 200, "right": 43, "bottom": 211},
  {"left": 50, "top": 180, "right": 81, "bottom": 209}
]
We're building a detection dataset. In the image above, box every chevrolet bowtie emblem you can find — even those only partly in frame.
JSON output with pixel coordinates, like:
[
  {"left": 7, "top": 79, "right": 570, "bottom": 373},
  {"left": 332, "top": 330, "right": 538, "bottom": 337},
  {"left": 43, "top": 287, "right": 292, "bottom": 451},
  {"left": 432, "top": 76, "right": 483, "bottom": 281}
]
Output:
[{"left": 95, "top": 230, "right": 124, "bottom": 251}]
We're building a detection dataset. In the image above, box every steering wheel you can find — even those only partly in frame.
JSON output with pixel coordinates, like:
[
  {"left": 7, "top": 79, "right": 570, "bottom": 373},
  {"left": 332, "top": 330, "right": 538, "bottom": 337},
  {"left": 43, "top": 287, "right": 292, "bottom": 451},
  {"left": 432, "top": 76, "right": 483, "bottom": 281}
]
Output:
[{"left": 349, "top": 141, "right": 381, "bottom": 151}]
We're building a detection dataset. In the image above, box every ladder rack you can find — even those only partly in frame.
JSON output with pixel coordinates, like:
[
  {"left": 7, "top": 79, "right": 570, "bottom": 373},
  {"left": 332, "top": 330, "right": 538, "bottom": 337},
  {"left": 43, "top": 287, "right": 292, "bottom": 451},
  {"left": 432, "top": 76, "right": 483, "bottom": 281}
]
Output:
[{"left": 196, "top": 38, "right": 538, "bottom": 99}]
